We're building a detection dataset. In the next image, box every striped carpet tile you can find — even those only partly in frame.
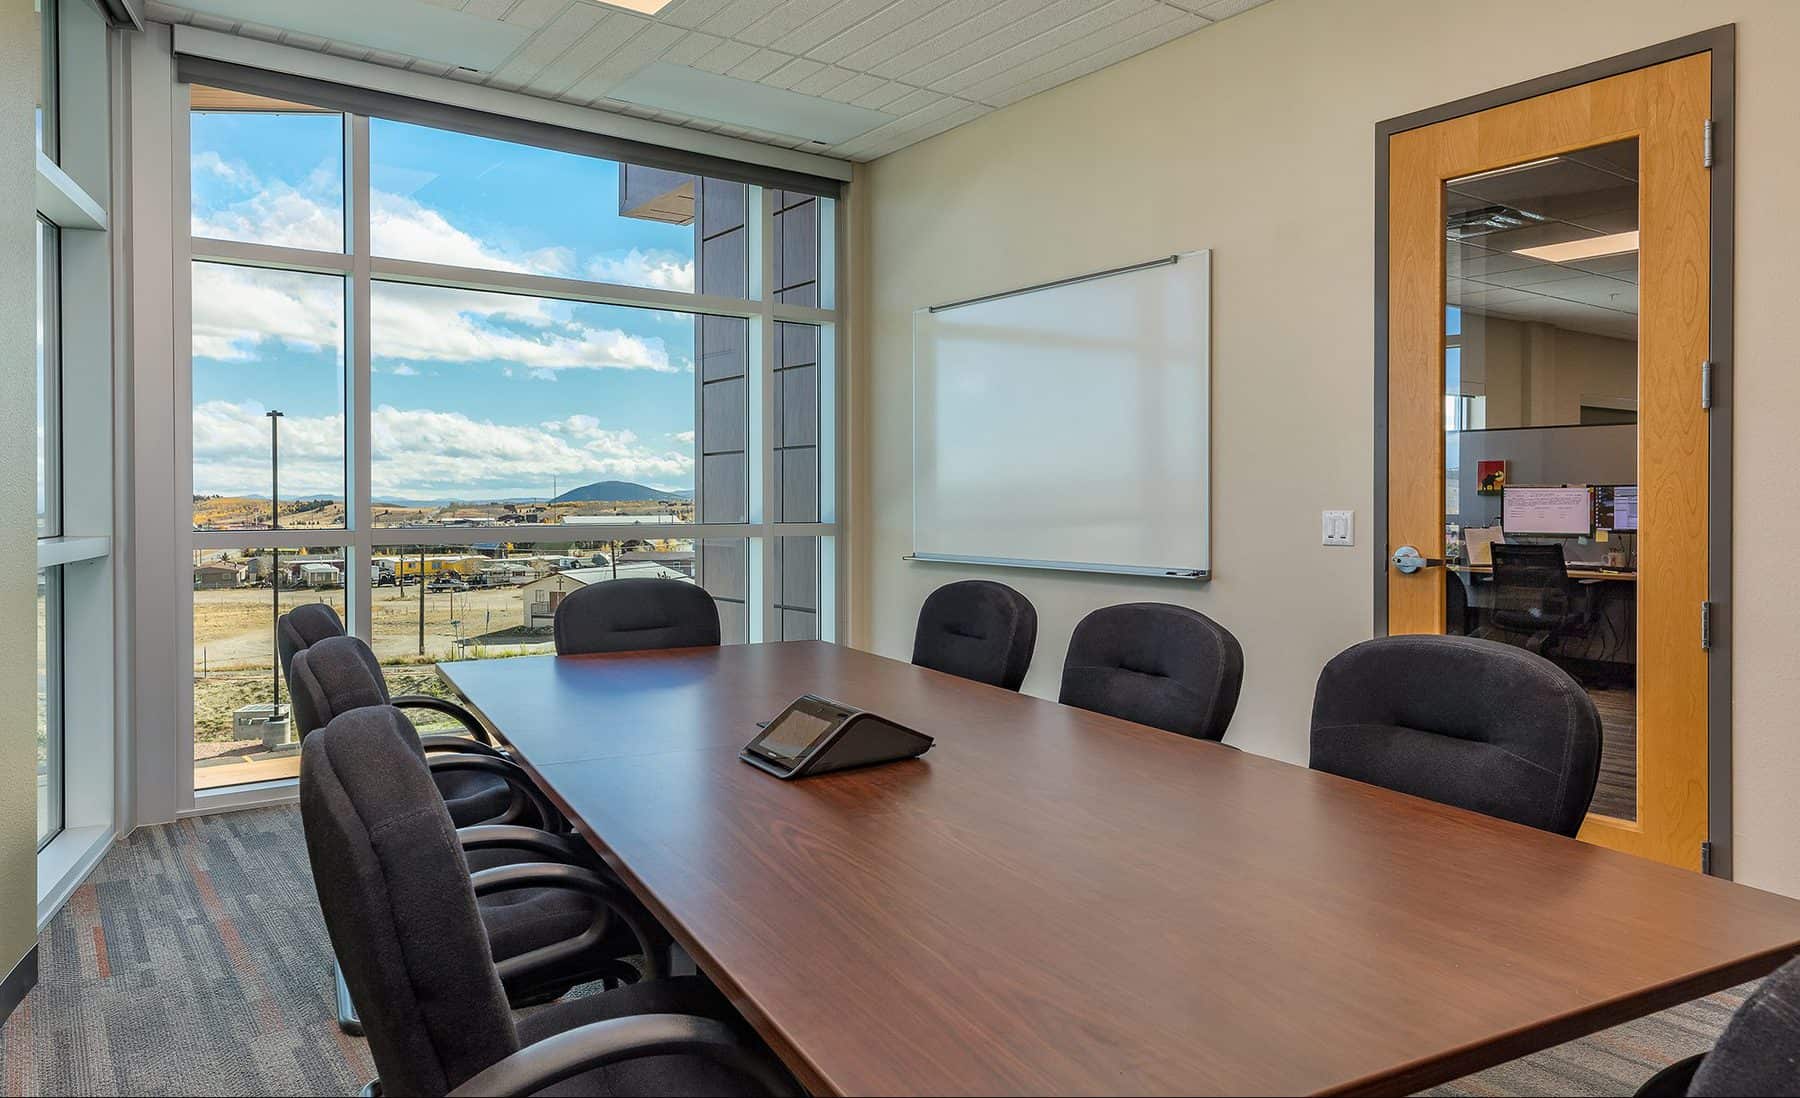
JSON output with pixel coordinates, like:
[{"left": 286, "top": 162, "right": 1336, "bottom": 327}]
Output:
[
  {"left": 0, "top": 805, "right": 1750, "bottom": 1097},
  {"left": 1, "top": 808, "right": 373, "bottom": 1097}
]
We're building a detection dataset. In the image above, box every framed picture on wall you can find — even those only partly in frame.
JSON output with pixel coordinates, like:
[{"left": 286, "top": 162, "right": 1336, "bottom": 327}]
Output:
[{"left": 1477, "top": 460, "right": 1506, "bottom": 495}]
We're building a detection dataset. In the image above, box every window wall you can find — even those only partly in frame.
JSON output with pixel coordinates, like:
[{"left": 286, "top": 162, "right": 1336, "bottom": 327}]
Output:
[
  {"left": 35, "top": 0, "right": 118, "bottom": 873},
  {"left": 185, "top": 87, "right": 841, "bottom": 794}
]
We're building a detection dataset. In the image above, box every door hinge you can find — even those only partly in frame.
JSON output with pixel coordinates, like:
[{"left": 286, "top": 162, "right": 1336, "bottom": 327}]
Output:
[
  {"left": 1701, "top": 601, "right": 1714, "bottom": 650},
  {"left": 1701, "top": 359, "right": 1714, "bottom": 409},
  {"left": 1701, "top": 840, "right": 1715, "bottom": 874},
  {"left": 1703, "top": 118, "right": 1715, "bottom": 167}
]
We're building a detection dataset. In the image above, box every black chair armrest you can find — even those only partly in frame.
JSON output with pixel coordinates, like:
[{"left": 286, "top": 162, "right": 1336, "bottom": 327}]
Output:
[
  {"left": 468, "top": 862, "right": 667, "bottom": 981},
  {"left": 417, "top": 733, "right": 507, "bottom": 758},
  {"left": 445, "top": 1014, "right": 797, "bottom": 1098},
  {"left": 457, "top": 824, "right": 586, "bottom": 864},
  {"left": 390, "top": 693, "right": 494, "bottom": 744},
  {"left": 427, "top": 753, "right": 558, "bottom": 832}
]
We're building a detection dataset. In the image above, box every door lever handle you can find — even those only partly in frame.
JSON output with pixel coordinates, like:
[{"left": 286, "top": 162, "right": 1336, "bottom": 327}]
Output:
[{"left": 1390, "top": 546, "right": 1444, "bottom": 574}]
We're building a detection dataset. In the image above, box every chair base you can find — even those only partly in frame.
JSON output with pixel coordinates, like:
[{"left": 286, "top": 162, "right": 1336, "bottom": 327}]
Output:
[
  {"left": 1634, "top": 1052, "right": 1704, "bottom": 1097},
  {"left": 334, "top": 956, "right": 364, "bottom": 1036}
]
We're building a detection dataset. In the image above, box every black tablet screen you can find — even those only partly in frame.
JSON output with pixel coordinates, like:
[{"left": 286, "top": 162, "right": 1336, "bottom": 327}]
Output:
[{"left": 758, "top": 708, "right": 836, "bottom": 761}]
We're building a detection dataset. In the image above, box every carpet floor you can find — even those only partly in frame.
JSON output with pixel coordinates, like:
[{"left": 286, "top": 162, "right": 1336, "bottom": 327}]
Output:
[{"left": 0, "top": 806, "right": 1749, "bottom": 1097}]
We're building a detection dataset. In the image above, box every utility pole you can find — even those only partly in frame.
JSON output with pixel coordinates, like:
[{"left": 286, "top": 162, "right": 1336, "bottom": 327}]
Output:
[
  {"left": 267, "top": 410, "right": 284, "bottom": 716},
  {"left": 418, "top": 545, "right": 426, "bottom": 655}
]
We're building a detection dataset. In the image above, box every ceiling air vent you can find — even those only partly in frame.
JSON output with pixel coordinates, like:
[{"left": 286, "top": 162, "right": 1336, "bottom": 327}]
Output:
[{"left": 1446, "top": 205, "right": 1546, "bottom": 240}]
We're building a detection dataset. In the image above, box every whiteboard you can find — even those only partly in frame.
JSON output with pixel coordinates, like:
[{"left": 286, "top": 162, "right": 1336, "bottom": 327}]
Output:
[{"left": 911, "top": 251, "right": 1211, "bottom": 579}]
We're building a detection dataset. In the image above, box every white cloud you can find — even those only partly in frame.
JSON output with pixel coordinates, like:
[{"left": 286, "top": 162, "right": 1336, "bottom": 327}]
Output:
[
  {"left": 387, "top": 364, "right": 419, "bottom": 376},
  {"left": 371, "top": 282, "right": 677, "bottom": 373},
  {"left": 192, "top": 263, "right": 344, "bottom": 362},
  {"left": 586, "top": 249, "right": 695, "bottom": 293},
  {"left": 190, "top": 399, "right": 695, "bottom": 500},
  {"left": 673, "top": 429, "right": 695, "bottom": 444},
  {"left": 192, "top": 156, "right": 344, "bottom": 252}
]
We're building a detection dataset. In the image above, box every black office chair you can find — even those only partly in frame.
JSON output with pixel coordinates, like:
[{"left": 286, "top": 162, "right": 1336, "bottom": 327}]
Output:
[
  {"left": 554, "top": 578, "right": 721, "bottom": 656},
  {"left": 1487, "top": 543, "right": 1585, "bottom": 655},
  {"left": 299, "top": 707, "right": 794, "bottom": 1098},
  {"left": 302, "top": 703, "right": 668, "bottom": 1010},
  {"left": 1310, "top": 635, "right": 1601, "bottom": 836},
  {"left": 1058, "top": 603, "right": 1244, "bottom": 742},
  {"left": 287, "top": 635, "right": 534, "bottom": 829},
  {"left": 276, "top": 605, "right": 497, "bottom": 745},
  {"left": 276, "top": 602, "right": 345, "bottom": 681},
  {"left": 911, "top": 580, "right": 1038, "bottom": 691},
  {"left": 1633, "top": 955, "right": 1800, "bottom": 1096}
]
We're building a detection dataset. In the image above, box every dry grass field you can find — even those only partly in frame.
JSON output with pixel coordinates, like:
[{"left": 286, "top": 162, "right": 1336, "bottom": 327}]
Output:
[{"left": 193, "top": 495, "right": 694, "bottom": 530}]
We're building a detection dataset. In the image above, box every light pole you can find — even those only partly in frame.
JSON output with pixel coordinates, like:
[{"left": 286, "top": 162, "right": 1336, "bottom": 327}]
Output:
[{"left": 267, "top": 409, "right": 284, "bottom": 717}]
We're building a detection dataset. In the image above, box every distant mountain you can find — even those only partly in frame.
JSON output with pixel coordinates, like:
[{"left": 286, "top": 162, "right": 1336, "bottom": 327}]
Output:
[{"left": 550, "top": 480, "right": 692, "bottom": 504}]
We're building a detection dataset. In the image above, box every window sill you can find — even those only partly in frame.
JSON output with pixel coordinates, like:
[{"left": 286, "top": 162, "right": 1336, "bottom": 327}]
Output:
[
  {"left": 37, "top": 535, "right": 110, "bottom": 569},
  {"left": 187, "top": 778, "right": 299, "bottom": 818},
  {"left": 37, "top": 824, "right": 113, "bottom": 930},
  {"left": 36, "top": 152, "right": 106, "bottom": 232}
]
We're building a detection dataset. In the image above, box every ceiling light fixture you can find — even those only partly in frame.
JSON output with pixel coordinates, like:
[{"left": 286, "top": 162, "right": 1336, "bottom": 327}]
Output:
[
  {"left": 1514, "top": 230, "right": 1639, "bottom": 263},
  {"left": 582, "top": 0, "right": 674, "bottom": 13}
]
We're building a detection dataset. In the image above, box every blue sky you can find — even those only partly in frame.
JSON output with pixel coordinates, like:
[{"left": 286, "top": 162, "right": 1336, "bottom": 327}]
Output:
[{"left": 190, "top": 112, "right": 706, "bottom": 503}]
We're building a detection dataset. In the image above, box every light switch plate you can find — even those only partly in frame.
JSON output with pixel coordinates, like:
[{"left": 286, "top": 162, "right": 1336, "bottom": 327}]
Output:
[{"left": 1322, "top": 510, "right": 1354, "bottom": 546}]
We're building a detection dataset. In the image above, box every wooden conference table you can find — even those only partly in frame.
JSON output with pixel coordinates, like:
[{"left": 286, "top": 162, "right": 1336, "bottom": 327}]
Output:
[{"left": 439, "top": 641, "right": 1800, "bottom": 1096}]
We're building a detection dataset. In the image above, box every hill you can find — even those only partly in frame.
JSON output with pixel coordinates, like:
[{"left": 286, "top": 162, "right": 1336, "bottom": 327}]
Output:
[{"left": 550, "top": 480, "right": 690, "bottom": 504}]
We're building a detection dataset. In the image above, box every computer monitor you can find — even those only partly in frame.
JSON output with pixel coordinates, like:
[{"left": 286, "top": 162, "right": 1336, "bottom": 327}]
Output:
[
  {"left": 1593, "top": 484, "right": 1638, "bottom": 532},
  {"left": 1501, "top": 485, "right": 1593, "bottom": 537}
]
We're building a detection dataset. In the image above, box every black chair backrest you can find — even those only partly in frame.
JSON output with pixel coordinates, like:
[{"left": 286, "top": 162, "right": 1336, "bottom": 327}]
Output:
[
  {"left": 289, "top": 635, "right": 390, "bottom": 737},
  {"left": 300, "top": 706, "right": 520, "bottom": 1096},
  {"left": 277, "top": 602, "right": 345, "bottom": 680},
  {"left": 553, "top": 578, "right": 721, "bottom": 656},
  {"left": 911, "top": 580, "right": 1038, "bottom": 691},
  {"left": 1491, "top": 542, "right": 1572, "bottom": 624},
  {"left": 1058, "top": 603, "right": 1244, "bottom": 741},
  {"left": 1310, "top": 635, "right": 1601, "bottom": 836},
  {"left": 1689, "top": 954, "right": 1800, "bottom": 1095}
]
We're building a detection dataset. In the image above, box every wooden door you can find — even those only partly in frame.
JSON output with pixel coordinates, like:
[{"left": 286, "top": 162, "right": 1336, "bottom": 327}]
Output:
[{"left": 1385, "top": 54, "right": 1711, "bottom": 868}]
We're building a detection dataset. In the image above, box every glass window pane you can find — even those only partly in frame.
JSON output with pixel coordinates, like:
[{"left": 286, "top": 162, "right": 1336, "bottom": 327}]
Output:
[
  {"left": 191, "top": 96, "right": 345, "bottom": 251},
  {"left": 773, "top": 192, "right": 827, "bottom": 307},
  {"left": 1443, "top": 139, "right": 1640, "bottom": 822},
  {"left": 37, "top": 218, "right": 59, "bottom": 538},
  {"left": 193, "top": 547, "right": 347, "bottom": 791},
  {"left": 192, "top": 263, "right": 347, "bottom": 530},
  {"left": 771, "top": 536, "right": 820, "bottom": 641},
  {"left": 369, "top": 539, "right": 743, "bottom": 729},
  {"left": 37, "top": 568, "right": 62, "bottom": 849},
  {"left": 371, "top": 121, "right": 717, "bottom": 293},
  {"left": 773, "top": 322, "right": 821, "bottom": 523},
  {"left": 37, "top": 0, "right": 57, "bottom": 159},
  {"left": 369, "top": 282, "right": 697, "bottom": 525}
]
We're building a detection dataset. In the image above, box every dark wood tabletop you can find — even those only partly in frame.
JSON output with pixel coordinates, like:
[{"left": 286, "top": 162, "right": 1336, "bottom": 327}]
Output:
[{"left": 439, "top": 641, "right": 1800, "bottom": 1097}]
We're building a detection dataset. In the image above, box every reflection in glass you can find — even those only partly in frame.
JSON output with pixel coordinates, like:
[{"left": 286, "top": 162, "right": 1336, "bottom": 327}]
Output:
[
  {"left": 37, "top": 0, "right": 57, "bottom": 158},
  {"left": 192, "top": 548, "right": 347, "bottom": 790},
  {"left": 38, "top": 568, "right": 62, "bottom": 848},
  {"left": 1442, "top": 139, "right": 1640, "bottom": 821},
  {"left": 191, "top": 263, "right": 347, "bottom": 529},
  {"left": 37, "top": 218, "right": 58, "bottom": 537}
]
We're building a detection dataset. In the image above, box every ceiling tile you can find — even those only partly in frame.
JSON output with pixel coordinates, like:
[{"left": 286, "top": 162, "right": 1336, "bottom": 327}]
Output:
[
  {"left": 155, "top": 0, "right": 1275, "bottom": 161},
  {"left": 964, "top": 4, "right": 1196, "bottom": 105}
]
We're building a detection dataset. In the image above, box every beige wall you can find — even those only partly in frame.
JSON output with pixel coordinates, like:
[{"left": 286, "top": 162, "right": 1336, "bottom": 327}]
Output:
[
  {"left": 1463, "top": 316, "right": 1638, "bottom": 427},
  {"left": 852, "top": 0, "right": 1800, "bottom": 895},
  {"left": 2, "top": 0, "right": 42, "bottom": 985}
]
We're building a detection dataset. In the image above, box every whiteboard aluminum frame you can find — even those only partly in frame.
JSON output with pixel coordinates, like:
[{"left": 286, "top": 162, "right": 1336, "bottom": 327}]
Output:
[{"left": 909, "top": 250, "right": 1212, "bottom": 582}]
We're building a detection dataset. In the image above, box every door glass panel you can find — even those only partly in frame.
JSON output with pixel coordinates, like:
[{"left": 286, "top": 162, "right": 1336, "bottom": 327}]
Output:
[{"left": 1442, "top": 139, "right": 1639, "bottom": 820}]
